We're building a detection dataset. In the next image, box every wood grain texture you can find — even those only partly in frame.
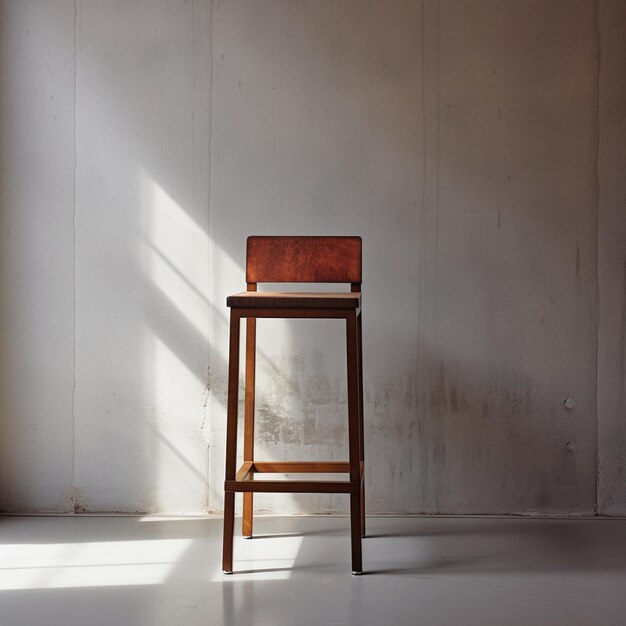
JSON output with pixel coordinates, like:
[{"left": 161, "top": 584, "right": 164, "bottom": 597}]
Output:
[
  {"left": 252, "top": 461, "right": 350, "bottom": 473},
  {"left": 225, "top": 479, "right": 357, "bottom": 494},
  {"left": 223, "top": 236, "right": 365, "bottom": 570},
  {"left": 227, "top": 291, "right": 361, "bottom": 309},
  {"left": 236, "top": 462, "right": 254, "bottom": 482},
  {"left": 246, "top": 236, "right": 362, "bottom": 283},
  {"left": 242, "top": 305, "right": 257, "bottom": 538}
]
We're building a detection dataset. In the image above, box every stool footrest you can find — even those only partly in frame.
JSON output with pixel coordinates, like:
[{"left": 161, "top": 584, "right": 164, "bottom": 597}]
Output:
[
  {"left": 225, "top": 460, "right": 361, "bottom": 494},
  {"left": 253, "top": 461, "right": 350, "bottom": 473},
  {"left": 225, "top": 479, "right": 358, "bottom": 494}
]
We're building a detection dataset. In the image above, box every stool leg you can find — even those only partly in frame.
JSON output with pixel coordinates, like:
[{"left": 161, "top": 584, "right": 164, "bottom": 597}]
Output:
[
  {"left": 242, "top": 317, "right": 256, "bottom": 538},
  {"left": 222, "top": 310, "right": 241, "bottom": 574},
  {"left": 357, "top": 311, "right": 365, "bottom": 538},
  {"left": 222, "top": 492, "right": 235, "bottom": 574},
  {"left": 346, "top": 312, "right": 363, "bottom": 574}
]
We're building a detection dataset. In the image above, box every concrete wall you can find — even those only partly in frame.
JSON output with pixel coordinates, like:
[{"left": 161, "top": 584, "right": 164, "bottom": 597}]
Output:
[
  {"left": 598, "top": 0, "right": 626, "bottom": 516},
  {"left": 1, "top": 0, "right": 212, "bottom": 513},
  {"left": 0, "top": 0, "right": 623, "bottom": 516},
  {"left": 0, "top": 1, "right": 75, "bottom": 511}
]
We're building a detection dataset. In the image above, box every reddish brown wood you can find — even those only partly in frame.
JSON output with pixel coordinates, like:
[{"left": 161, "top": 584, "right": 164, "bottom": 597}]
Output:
[
  {"left": 222, "top": 492, "right": 235, "bottom": 573},
  {"left": 346, "top": 311, "right": 363, "bottom": 573},
  {"left": 246, "top": 236, "right": 361, "bottom": 284},
  {"left": 357, "top": 311, "right": 366, "bottom": 537},
  {"left": 224, "top": 311, "right": 241, "bottom": 481},
  {"left": 236, "top": 462, "right": 254, "bottom": 482},
  {"left": 228, "top": 307, "right": 356, "bottom": 320},
  {"left": 242, "top": 289, "right": 257, "bottom": 538},
  {"left": 223, "top": 236, "right": 365, "bottom": 574},
  {"left": 222, "top": 309, "right": 241, "bottom": 574},
  {"left": 228, "top": 292, "right": 360, "bottom": 310},
  {"left": 225, "top": 479, "right": 357, "bottom": 494},
  {"left": 252, "top": 461, "right": 350, "bottom": 473}
]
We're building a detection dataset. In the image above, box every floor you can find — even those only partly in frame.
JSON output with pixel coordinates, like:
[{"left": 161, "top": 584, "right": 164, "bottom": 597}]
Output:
[{"left": 1, "top": 515, "right": 625, "bottom": 626}]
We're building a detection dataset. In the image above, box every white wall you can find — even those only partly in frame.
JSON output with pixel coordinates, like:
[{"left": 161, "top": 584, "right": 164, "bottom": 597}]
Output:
[
  {"left": 0, "top": 0, "right": 624, "bottom": 515},
  {"left": 0, "top": 0, "right": 75, "bottom": 510},
  {"left": 72, "top": 0, "right": 212, "bottom": 514},
  {"left": 1, "top": 0, "right": 212, "bottom": 513}
]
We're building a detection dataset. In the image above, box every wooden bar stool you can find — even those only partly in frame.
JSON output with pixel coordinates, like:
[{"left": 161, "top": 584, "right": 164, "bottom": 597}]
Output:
[{"left": 222, "top": 236, "right": 365, "bottom": 575}]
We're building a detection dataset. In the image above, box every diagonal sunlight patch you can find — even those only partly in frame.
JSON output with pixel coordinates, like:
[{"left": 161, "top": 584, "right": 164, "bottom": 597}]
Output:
[
  {"left": 0, "top": 539, "right": 193, "bottom": 590},
  {"left": 140, "top": 171, "right": 211, "bottom": 512},
  {"left": 141, "top": 174, "right": 209, "bottom": 341},
  {"left": 212, "top": 535, "right": 304, "bottom": 581}
]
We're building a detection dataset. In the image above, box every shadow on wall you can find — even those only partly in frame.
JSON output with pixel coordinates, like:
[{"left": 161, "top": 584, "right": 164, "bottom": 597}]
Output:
[{"left": 207, "top": 0, "right": 599, "bottom": 516}]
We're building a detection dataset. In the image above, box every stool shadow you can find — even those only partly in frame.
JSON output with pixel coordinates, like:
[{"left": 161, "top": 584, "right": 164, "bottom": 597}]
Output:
[
  {"left": 364, "top": 557, "right": 479, "bottom": 577},
  {"left": 226, "top": 567, "right": 293, "bottom": 576},
  {"left": 246, "top": 527, "right": 342, "bottom": 540}
]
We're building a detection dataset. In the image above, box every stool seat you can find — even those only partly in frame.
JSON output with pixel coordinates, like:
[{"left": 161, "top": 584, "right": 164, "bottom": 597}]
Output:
[{"left": 227, "top": 291, "right": 361, "bottom": 310}]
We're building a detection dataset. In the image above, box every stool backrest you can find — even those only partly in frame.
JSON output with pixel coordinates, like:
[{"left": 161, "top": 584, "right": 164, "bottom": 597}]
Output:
[{"left": 246, "top": 236, "right": 362, "bottom": 288}]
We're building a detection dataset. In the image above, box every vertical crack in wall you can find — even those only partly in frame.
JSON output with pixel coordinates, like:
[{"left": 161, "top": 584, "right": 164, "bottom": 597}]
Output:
[
  {"left": 205, "top": 0, "right": 214, "bottom": 511},
  {"left": 593, "top": 0, "right": 602, "bottom": 516},
  {"left": 420, "top": 0, "right": 440, "bottom": 510},
  {"left": 419, "top": 0, "right": 427, "bottom": 428},
  {"left": 191, "top": 1, "right": 197, "bottom": 226},
  {"left": 70, "top": 0, "right": 79, "bottom": 505},
  {"left": 434, "top": 0, "right": 440, "bottom": 361}
]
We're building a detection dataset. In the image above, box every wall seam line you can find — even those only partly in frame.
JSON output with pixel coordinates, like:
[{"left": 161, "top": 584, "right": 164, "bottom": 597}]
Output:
[
  {"left": 206, "top": 0, "right": 214, "bottom": 512},
  {"left": 435, "top": 0, "right": 439, "bottom": 360},
  {"left": 70, "top": 0, "right": 78, "bottom": 507},
  {"left": 594, "top": 0, "right": 601, "bottom": 517}
]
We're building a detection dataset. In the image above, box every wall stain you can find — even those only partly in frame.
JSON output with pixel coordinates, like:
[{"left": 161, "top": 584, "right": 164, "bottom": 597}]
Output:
[
  {"left": 621, "top": 260, "right": 626, "bottom": 395},
  {"left": 482, "top": 399, "right": 490, "bottom": 419},
  {"left": 67, "top": 488, "right": 86, "bottom": 514},
  {"left": 257, "top": 405, "right": 301, "bottom": 445},
  {"left": 430, "top": 365, "right": 470, "bottom": 416},
  {"left": 430, "top": 364, "right": 448, "bottom": 417},
  {"left": 450, "top": 384, "right": 458, "bottom": 412}
]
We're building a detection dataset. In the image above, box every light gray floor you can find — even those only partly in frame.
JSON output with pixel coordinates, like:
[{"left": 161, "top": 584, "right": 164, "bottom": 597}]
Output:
[{"left": 1, "top": 515, "right": 625, "bottom": 626}]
